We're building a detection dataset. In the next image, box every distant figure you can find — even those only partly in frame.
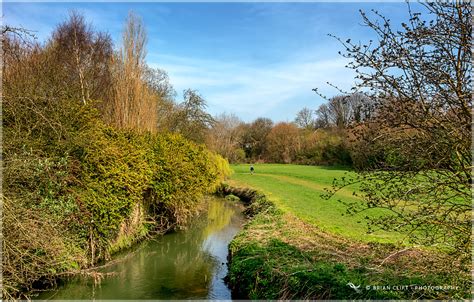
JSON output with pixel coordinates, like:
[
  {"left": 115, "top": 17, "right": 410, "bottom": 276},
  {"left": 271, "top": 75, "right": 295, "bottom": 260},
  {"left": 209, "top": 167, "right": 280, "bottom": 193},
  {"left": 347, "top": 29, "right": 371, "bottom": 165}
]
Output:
[{"left": 250, "top": 165, "right": 255, "bottom": 175}]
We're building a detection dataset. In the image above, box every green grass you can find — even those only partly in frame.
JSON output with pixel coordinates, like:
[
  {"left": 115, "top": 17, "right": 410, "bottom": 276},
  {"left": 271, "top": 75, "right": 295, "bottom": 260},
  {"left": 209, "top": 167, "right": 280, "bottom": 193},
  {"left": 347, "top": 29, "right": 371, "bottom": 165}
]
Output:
[
  {"left": 226, "top": 164, "right": 470, "bottom": 299},
  {"left": 229, "top": 164, "right": 403, "bottom": 243}
]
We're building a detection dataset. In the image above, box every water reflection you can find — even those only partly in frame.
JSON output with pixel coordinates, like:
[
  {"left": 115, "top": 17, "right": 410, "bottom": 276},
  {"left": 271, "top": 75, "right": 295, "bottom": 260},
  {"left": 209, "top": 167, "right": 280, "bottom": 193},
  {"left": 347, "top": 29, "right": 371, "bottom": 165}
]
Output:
[{"left": 35, "top": 197, "right": 244, "bottom": 300}]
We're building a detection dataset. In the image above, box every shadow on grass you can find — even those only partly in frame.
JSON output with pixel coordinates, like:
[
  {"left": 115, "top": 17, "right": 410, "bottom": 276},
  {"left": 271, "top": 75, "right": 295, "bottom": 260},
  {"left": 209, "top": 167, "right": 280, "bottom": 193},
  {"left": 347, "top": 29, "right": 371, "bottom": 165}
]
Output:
[{"left": 228, "top": 238, "right": 468, "bottom": 300}]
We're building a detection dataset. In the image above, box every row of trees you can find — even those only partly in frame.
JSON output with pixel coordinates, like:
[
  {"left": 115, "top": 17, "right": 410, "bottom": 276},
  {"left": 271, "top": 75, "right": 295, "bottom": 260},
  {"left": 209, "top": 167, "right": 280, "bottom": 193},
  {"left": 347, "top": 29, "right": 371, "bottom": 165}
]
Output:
[
  {"left": 206, "top": 2, "right": 471, "bottom": 272},
  {"left": 295, "top": 93, "right": 374, "bottom": 129},
  {"left": 12, "top": 12, "right": 367, "bottom": 167},
  {"left": 205, "top": 114, "right": 351, "bottom": 165},
  {"left": 203, "top": 92, "right": 378, "bottom": 166},
  {"left": 3, "top": 11, "right": 214, "bottom": 139}
]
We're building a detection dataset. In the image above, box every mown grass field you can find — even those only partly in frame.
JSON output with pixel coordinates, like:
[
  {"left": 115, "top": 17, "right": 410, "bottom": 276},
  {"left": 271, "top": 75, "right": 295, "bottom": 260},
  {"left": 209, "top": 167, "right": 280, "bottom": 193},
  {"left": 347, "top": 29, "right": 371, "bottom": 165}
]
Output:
[
  {"left": 228, "top": 164, "right": 403, "bottom": 243},
  {"left": 226, "top": 164, "right": 469, "bottom": 299}
]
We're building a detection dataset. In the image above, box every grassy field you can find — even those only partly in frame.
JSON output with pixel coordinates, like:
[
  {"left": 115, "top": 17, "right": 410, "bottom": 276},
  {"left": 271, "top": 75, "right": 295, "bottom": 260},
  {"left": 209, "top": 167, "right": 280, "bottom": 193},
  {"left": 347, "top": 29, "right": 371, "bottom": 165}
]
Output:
[
  {"left": 228, "top": 164, "right": 402, "bottom": 243},
  {"left": 225, "top": 164, "right": 469, "bottom": 299}
]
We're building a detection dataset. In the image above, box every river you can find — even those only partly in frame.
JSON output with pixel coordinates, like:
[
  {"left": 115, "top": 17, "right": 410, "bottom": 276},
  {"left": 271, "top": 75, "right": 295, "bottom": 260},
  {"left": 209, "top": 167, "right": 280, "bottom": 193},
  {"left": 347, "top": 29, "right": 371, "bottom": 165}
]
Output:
[{"left": 34, "top": 196, "right": 245, "bottom": 300}]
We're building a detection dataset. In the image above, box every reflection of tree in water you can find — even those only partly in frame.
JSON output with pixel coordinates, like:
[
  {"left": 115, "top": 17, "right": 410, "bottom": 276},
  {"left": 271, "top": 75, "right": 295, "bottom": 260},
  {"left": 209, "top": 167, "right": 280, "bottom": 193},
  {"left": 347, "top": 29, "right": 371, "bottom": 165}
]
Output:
[
  {"left": 167, "top": 197, "right": 237, "bottom": 293},
  {"left": 202, "top": 197, "right": 235, "bottom": 238},
  {"left": 35, "top": 198, "right": 242, "bottom": 299}
]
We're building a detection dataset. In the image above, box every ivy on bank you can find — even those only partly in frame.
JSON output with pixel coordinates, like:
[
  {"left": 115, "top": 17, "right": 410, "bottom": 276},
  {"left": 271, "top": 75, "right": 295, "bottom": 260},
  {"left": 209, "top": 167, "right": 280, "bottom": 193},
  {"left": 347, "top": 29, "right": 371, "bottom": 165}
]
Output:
[{"left": 3, "top": 103, "right": 230, "bottom": 298}]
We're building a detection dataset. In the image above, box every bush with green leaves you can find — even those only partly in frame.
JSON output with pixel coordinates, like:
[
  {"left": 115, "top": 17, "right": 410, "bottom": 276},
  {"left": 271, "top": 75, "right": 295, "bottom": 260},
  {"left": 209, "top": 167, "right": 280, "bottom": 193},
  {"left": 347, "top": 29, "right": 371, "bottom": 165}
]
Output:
[
  {"left": 2, "top": 14, "right": 231, "bottom": 298},
  {"left": 3, "top": 100, "right": 230, "bottom": 297}
]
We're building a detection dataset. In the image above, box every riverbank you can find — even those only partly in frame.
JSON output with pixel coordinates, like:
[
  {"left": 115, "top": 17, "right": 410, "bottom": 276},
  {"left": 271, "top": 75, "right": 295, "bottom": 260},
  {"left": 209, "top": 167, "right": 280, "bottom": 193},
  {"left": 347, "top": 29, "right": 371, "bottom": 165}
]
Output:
[
  {"left": 222, "top": 174, "right": 470, "bottom": 299},
  {"left": 3, "top": 111, "right": 231, "bottom": 299},
  {"left": 34, "top": 196, "right": 245, "bottom": 300}
]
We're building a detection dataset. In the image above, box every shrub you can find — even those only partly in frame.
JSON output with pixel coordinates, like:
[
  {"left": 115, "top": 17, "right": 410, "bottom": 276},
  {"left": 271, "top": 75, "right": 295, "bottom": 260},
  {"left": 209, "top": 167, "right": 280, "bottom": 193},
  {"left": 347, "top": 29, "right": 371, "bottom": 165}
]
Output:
[
  {"left": 3, "top": 101, "right": 231, "bottom": 296},
  {"left": 146, "top": 133, "right": 230, "bottom": 227},
  {"left": 297, "top": 129, "right": 352, "bottom": 166}
]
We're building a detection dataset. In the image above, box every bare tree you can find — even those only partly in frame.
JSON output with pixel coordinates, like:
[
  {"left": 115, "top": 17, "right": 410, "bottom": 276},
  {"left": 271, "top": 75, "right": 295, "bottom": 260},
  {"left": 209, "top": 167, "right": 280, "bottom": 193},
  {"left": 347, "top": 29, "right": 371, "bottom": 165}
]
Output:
[
  {"left": 324, "top": 2, "right": 471, "bottom": 263},
  {"left": 346, "top": 92, "right": 373, "bottom": 123},
  {"left": 107, "top": 12, "right": 157, "bottom": 132},
  {"left": 1, "top": 25, "right": 37, "bottom": 45},
  {"left": 143, "top": 66, "right": 176, "bottom": 101},
  {"left": 294, "top": 107, "right": 316, "bottom": 130},
  {"left": 327, "top": 95, "right": 352, "bottom": 128},
  {"left": 315, "top": 103, "right": 330, "bottom": 128},
  {"left": 51, "top": 12, "right": 113, "bottom": 105},
  {"left": 206, "top": 113, "right": 245, "bottom": 162},
  {"left": 315, "top": 93, "right": 373, "bottom": 128}
]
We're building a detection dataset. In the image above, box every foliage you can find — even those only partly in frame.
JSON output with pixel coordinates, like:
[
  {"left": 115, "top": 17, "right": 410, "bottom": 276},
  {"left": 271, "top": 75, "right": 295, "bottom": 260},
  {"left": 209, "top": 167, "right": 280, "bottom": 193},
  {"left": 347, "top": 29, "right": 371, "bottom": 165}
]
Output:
[
  {"left": 146, "top": 133, "right": 230, "bottom": 227},
  {"left": 204, "top": 114, "right": 354, "bottom": 165},
  {"left": 170, "top": 89, "right": 215, "bottom": 143},
  {"left": 239, "top": 117, "right": 273, "bottom": 160},
  {"left": 265, "top": 122, "right": 300, "bottom": 163},
  {"left": 297, "top": 129, "right": 352, "bottom": 166},
  {"left": 3, "top": 105, "right": 229, "bottom": 295},
  {"left": 2, "top": 12, "right": 230, "bottom": 298}
]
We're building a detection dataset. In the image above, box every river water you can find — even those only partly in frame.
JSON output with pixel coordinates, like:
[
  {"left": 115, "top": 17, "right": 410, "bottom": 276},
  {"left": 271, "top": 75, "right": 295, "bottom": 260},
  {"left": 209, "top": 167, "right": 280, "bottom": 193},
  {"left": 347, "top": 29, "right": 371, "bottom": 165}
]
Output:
[{"left": 35, "top": 197, "right": 245, "bottom": 300}]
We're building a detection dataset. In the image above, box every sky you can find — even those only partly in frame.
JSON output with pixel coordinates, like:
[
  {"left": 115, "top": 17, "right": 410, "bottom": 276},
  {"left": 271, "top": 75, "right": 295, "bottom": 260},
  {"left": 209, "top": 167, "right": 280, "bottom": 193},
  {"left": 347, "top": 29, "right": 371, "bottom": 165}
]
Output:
[{"left": 3, "top": 1, "right": 422, "bottom": 123}]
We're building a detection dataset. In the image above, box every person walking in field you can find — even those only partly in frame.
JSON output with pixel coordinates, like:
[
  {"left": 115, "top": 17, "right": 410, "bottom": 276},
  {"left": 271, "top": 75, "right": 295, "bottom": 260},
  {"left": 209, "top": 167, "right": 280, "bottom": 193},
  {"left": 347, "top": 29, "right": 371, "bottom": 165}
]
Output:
[{"left": 250, "top": 165, "right": 255, "bottom": 175}]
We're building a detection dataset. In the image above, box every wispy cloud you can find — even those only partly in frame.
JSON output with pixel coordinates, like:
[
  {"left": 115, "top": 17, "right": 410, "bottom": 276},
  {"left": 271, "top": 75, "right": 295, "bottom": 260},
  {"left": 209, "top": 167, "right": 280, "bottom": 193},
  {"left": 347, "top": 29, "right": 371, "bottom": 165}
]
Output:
[
  {"left": 4, "top": 1, "right": 371, "bottom": 122},
  {"left": 3, "top": 3, "right": 165, "bottom": 46},
  {"left": 149, "top": 52, "right": 357, "bottom": 122}
]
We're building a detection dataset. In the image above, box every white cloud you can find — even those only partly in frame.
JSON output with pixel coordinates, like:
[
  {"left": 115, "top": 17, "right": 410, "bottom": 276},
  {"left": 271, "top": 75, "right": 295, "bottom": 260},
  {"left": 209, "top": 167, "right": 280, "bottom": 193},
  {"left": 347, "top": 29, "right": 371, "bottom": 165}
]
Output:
[{"left": 148, "top": 52, "right": 357, "bottom": 121}]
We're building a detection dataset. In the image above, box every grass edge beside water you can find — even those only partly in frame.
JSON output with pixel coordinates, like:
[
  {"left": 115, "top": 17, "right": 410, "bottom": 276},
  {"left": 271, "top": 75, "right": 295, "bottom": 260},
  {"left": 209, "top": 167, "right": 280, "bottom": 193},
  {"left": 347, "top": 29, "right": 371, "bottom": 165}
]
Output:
[{"left": 222, "top": 167, "right": 470, "bottom": 299}]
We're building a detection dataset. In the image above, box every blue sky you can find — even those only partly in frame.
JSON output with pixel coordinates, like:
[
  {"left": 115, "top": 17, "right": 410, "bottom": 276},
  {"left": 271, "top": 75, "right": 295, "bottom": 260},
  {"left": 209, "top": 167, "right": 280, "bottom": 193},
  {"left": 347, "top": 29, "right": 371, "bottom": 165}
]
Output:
[{"left": 3, "top": 1, "right": 421, "bottom": 122}]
